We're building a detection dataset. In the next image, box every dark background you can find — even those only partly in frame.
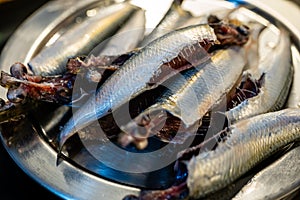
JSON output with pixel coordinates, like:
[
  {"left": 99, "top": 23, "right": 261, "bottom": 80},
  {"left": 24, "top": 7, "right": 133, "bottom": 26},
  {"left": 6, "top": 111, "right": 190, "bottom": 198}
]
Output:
[
  {"left": 0, "top": 1, "right": 61, "bottom": 199},
  {"left": 0, "top": 1, "right": 299, "bottom": 200}
]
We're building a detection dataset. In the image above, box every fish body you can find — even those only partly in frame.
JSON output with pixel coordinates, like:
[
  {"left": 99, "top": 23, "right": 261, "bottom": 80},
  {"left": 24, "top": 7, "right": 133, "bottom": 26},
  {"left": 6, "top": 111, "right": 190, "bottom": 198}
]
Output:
[
  {"left": 159, "top": 47, "right": 245, "bottom": 127},
  {"left": 187, "top": 108, "right": 300, "bottom": 198},
  {"left": 233, "top": 145, "right": 300, "bottom": 200},
  {"left": 226, "top": 28, "right": 293, "bottom": 122},
  {"left": 29, "top": 3, "right": 143, "bottom": 76},
  {"left": 58, "top": 24, "right": 218, "bottom": 148},
  {"left": 121, "top": 46, "right": 246, "bottom": 144}
]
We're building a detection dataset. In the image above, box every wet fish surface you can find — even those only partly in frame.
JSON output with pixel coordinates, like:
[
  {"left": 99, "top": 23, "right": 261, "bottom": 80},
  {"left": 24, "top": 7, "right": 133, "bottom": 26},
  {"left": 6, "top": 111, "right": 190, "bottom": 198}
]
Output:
[
  {"left": 187, "top": 108, "right": 300, "bottom": 198},
  {"left": 28, "top": 3, "right": 144, "bottom": 76},
  {"left": 120, "top": 46, "right": 247, "bottom": 148},
  {"left": 0, "top": 1, "right": 299, "bottom": 200},
  {"left": 58, "top": 12, "right": 252, "bottom": 149},
  {"left": 58, "top": 23, "right": 220, "bottom": 149},
  {"left": 226, "top": 27, "right": 293, "bottom": 123},
  {"left": 233, "top": 145, "right": 300, "bottom": 200}
]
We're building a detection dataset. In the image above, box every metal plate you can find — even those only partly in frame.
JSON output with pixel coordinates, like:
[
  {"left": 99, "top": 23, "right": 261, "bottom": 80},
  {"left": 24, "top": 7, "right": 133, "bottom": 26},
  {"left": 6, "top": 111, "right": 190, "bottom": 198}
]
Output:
[{"left": 0, "top": 0, "right": 300, "bottom": 199}]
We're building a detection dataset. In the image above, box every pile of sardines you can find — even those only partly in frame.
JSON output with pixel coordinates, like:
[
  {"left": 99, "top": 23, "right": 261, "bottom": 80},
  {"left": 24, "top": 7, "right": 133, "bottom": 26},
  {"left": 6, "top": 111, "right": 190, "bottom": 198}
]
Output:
[{"left": 1, "top": 0, "right": 300, "bottom": 199}]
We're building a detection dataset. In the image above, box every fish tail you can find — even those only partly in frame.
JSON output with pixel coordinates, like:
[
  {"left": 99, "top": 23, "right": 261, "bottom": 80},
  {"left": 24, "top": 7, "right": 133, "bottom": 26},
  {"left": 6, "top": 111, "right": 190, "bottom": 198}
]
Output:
[{"left": 58, "top": 116, "right": 77, "bottom": 150}]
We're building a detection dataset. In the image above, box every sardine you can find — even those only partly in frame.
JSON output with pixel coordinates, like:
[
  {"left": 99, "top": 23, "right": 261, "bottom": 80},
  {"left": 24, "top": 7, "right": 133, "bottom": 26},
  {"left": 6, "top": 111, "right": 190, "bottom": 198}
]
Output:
[
  {"left": 233, "top": 145, "right": 300, "bottom": 200},
  {"left": 139, "top": 0, "right": 193, "bottom": 47},
  {"left": 58, "top": 23, "right": 219, "bottom": 149},
  {"left": 28, "top": 3, "right": 144, "bottom": 76},
  {"left": 226, "top": 27, "right": 293, "bottom": 123},
  {"left": 58, "top": 18, "right": 251, "bottom": 149},
  {"left": 234, "top": 44, "right": 300, "bottom": 200},
  {"left": 120, "top": 46, "right": 247, "bottom": 148},
  {"left": 187, "top": 108, "right": 300, "bottom": 198}
]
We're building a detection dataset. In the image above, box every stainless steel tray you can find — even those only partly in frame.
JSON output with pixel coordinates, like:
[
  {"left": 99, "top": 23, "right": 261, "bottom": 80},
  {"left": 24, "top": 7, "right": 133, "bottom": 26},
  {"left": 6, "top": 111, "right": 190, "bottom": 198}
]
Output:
[{"left": 0, "top": 0, "right": 299, "bottom": 199}]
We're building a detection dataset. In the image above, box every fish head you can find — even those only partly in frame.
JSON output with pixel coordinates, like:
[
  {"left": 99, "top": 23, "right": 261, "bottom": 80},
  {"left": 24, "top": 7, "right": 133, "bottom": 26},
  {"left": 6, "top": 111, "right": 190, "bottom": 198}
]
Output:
[
  {"left": 208, "top": 15, "right": 250, "bottom": 47},
  {"left": 216, "top": 23, "right": 250, "bottom": 46}
]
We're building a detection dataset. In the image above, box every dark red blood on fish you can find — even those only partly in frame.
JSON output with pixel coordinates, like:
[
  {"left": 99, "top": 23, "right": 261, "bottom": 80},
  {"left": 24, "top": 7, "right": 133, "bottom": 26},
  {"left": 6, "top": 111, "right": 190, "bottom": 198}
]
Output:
[{"left": 227, "top": 73, "right": 265, "bottom": 110}]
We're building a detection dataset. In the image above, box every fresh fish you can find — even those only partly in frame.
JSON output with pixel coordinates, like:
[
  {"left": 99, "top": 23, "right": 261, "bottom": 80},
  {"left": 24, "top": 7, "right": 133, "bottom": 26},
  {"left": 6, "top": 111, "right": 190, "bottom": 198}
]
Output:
[
  {"left": 233, "top": 145, "right": 300, "bottom": 200},
  {"left": 226, "top": 27, "right": 293, "bottom": 123},
  {"left": 58, "top": 19, "right": 251, "bottom": 149},
  {"left": 28, "top": 3, "right": 144, "bottom": 76},
  {"left": 187, "top": 108, "right": 300, "bottom": 198},
  {"left": 125, "top": 108, "right": 300, "bottom": 200},
  {"left": 58, "top": 23, "right": 219, "bottom": 149},
  {"left": 139, "top": 0, "right": 193, "bottom": 47},
  {"left": 120, "top": 46, "right": 247, "bottom": 148}
]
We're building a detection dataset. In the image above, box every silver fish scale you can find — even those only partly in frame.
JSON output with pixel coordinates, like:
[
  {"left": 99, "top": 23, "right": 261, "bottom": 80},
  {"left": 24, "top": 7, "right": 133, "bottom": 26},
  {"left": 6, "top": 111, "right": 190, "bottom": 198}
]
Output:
[
  {"left": 59, "top": 24, "right": 217, "bottom": 147},
  {"left": 29, "top": 3, "right": 140, "bottom": 76},
  {"left": 187, "top": 108, "right": 300, "bottom": 198},
  {"left": 96, "top": 24, "right": 216, "bottom": 111},
  {"left": 233, "top": 145, "right": 300, "bottom": 200},
  {"left": 96, "top": 25, "right": 213, "bottom": 108},
  {"left": 121, "top": 47, "right": 246, "bottom": 137},
  {"left": 226, "top": 30, "right": 293, "bottom": 123},
  {"left": 95, "top": 24, "right": 216, "bottom": 108},
  {"left": 160, "top": 47, "right": 246, "bottom": 127}
]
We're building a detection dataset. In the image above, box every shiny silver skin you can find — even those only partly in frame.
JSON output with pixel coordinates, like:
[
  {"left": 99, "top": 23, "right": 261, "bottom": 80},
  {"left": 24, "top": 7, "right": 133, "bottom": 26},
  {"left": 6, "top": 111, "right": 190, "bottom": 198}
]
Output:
[
  {"left": 0, "top": 0, "right": 116, "bottom": 72},
  {"left": 58, "top": 24, "right": 217, "bottom": 149},
  {"left": 121, "top": 47, "right": 246, "bottom": 146},
  {"left": 232, "top": 39, "right": 300, "bottom": 200},
  {"left": 226, "top": 27, "right": 293, "bottom": 123},
  {"left": 233, "top": 145, "right": 300, "bottom": 200},
  {"left": 187, "top": 108, "right": 300, "bottom": 198},
  {"left": 0, "top": 1, "right": 140, "bottom": 199},
  {"left": 28, "top": 3, "right": 144, "bottom": 76},
  {"left": 0, "top": 1, "right": 299, "bottom": 200}
]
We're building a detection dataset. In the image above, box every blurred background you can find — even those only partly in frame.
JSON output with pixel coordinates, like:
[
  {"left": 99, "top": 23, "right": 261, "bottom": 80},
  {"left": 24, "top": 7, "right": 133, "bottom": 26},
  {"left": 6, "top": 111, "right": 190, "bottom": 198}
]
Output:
[{"left": 0, "top": 0, "right": 299, "bottom": 200}]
